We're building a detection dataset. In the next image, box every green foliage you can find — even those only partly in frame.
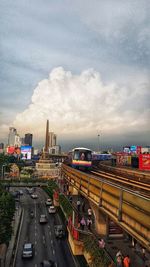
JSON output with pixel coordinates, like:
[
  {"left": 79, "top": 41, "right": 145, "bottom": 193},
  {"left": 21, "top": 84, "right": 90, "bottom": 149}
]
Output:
[
  {"left": 0, "top": 185, "right": 15, "bottom": 244},
  {"left": 59, "top": 194, "right": 73, "bottom": 218},
  {"left": 83, "top": 236, "right": 109, "bottom": 267}
]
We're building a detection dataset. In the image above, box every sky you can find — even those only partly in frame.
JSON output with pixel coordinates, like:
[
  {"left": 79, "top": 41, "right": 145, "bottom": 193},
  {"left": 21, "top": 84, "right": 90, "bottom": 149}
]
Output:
[{"left": 0, "top": 0, "right": 150, "bottom": 151}]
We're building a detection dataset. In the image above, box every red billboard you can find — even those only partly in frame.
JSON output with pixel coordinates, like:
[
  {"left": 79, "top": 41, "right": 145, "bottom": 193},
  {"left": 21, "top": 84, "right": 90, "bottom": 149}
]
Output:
[
  {"left": 139, "top": 154, "right": 150, "bottom": 170},
  {"left": 7, "top": 146, "right": 21, "bottom": 155}
]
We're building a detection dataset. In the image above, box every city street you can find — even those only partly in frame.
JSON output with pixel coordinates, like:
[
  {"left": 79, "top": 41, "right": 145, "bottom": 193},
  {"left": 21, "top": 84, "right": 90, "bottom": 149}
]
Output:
[{"left": 14, "top": 187, "right": 76, "bottom": 267}]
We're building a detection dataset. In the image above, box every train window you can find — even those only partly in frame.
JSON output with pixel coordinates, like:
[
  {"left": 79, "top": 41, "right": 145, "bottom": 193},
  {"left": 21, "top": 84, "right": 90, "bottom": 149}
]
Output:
[
  {"left": 74, "top": 151, "right": 80, "bottom": 160},
  {"left": 87, "top": 152, "right": 92, "bottom": 161}
]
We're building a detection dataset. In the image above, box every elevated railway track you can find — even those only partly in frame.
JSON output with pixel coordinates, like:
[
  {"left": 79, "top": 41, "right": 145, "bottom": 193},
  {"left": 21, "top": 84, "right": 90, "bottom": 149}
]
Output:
[
  {"left": 91, "top": 168, "right": 150, "bottom": 196},
  {"left": 61, "top": 164, "right": 150, "bottom": 251}
]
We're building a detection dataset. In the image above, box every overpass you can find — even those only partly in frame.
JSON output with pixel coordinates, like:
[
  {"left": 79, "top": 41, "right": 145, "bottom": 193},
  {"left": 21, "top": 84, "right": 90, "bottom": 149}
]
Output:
[{"left": 61, "top": 164, "right": 150, "bottom": 251}]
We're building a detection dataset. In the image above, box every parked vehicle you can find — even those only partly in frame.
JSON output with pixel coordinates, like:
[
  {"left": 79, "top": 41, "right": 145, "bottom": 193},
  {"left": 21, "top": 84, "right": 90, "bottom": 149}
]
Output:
[{"left": 22, "top": 243, "right": 34, "bottom": 258}]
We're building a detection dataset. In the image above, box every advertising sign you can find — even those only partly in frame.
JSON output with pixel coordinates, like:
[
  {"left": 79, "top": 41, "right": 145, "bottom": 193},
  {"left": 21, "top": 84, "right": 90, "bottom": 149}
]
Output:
[
  {"left": 7, "top": 146, "right": 21, "bottom": 156},
  {"left": 139, "top": 154, "right": 150, "bottom": 170},
  {"left": 7, "top": 146, "right": 15, "bottom": 154},
  {"left": 21, "top": 146, "right": 32, "bottom": 160},
  {"left": 116, "top": 153, "right": 131, "bottom": 166}
]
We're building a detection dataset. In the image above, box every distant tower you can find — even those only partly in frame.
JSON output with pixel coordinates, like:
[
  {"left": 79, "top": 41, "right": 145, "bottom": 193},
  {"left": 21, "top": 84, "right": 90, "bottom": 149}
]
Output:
[
  {"left": 49, "top": 132, "right": 57, "bottom": 147},
  {"left": 25, "top": 133, "right": 33, "bottom": 146},
  {"left": 8, "top": 127, "right": 17, "bottom": 146},
  {"left": 45, "top": 120, "right": 49, "bottom": 152}
]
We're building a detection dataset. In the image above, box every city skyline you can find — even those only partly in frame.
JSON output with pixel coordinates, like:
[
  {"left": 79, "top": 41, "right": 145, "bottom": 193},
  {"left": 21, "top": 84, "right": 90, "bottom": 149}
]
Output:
[{"left": 0, "top": 1, "right": 150, "bottom": 150}]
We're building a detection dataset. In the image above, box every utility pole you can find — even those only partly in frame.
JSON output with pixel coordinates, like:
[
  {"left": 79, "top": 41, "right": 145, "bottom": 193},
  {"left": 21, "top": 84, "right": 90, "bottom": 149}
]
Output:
[{"left": 98, "top": 134, "right": 100, "bottom": 152}]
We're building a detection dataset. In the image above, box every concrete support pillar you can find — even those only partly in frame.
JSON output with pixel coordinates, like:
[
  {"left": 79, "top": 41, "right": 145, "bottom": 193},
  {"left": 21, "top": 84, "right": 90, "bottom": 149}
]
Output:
[{"left": 90, "top": 202, "right": 107, "bottom": 236}]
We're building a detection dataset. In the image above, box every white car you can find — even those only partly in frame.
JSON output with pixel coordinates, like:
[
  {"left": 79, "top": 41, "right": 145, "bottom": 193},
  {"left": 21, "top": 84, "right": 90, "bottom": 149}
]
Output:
[
  {"left": 48, "top": 206, "right": 56, "bottom": 214},
  {"left": 39, "top": 214, "right": 48, "bottom": 224},
  {"left": 45, "top": 198, "right": 53, "bottom": 206},
  {"left": 31, "top": 194, "right": 38, "bottom": 199}
]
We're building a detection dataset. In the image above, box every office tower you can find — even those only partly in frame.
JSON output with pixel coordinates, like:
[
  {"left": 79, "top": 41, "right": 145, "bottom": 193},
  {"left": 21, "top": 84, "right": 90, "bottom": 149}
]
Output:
[
  {"left": 14, "top": 134, "right": 21, "bottom": 147},
  {"left": 24, "top": 133, "right": 33, "bottom": 146},
  {"left": 8, "top": 127, "right": 17, "bottom": 146},
  {"left": 49, "top": 132, "right": 57, "bottom": 147},
  {"left": 45, "top": 120, "right": 49, "bottom": 152},
  {"left": 0, "top": 143, "right": 4, "bottom": 149}
]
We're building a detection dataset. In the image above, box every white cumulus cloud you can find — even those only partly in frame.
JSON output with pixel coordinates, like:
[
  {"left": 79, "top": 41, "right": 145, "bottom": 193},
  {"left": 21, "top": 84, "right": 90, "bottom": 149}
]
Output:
[{"left": 10, "top": 67, "right": 149, "bottom": 144}]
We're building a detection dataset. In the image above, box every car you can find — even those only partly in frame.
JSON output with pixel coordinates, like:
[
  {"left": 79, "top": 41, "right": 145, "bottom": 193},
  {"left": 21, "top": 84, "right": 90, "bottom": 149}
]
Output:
[
  {"left": 31, "top": 194, "right": 38, "bottom": 199},
  {"left": 45, "top": 198, "right": 53, "bottom": 206},
  {"left": 19, "top": 190, "right": 23, "bottom": 195},
  {"left": 39, "top": 214, "right": 48, "bottom": 224},
  {"left": 40, "top": 260, "right": 56, "bottom": 267},
  {"left": 22, "top": 243, "right": 34, "bottom": 258},
  {"left": 48, "top": 206, "right": 56, "bottom": 214},
  {"left": 54, "top": 225, "right": 65, "bottom": 238},
  {"left": 30, "top": 210, "right": 34, "bottom": 218}
]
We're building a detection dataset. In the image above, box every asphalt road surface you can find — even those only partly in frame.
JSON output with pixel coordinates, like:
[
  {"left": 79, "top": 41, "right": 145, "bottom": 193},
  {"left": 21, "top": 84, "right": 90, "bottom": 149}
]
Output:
[{"left": 14, "top": 187, "right": 76, "bottom": 267}]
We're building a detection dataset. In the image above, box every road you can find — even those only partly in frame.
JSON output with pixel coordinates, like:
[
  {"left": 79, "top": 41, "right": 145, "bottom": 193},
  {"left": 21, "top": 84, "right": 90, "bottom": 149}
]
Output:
[{"left": 14, "top": 187, "right": 76, "bottom": 267}]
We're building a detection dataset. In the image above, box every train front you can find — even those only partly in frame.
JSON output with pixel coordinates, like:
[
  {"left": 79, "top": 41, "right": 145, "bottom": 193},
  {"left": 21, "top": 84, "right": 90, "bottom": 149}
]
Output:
[{"left": 72, "top": 147, "right": 92, "bottom": 171}]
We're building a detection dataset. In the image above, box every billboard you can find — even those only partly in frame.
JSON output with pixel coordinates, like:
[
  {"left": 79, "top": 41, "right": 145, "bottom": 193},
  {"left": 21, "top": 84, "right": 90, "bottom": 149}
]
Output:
[
  {"left": 7, "top": 146, "right": 21, "bottom": 156},
  {"left": 123, "top": 146, "right": 141, "bottom": 155},
  {"left": 139, "top": 154, "right": 150, "bottom": 170},
  {"left": 21, "top": 146, "right": 32, "bottom": 160}
]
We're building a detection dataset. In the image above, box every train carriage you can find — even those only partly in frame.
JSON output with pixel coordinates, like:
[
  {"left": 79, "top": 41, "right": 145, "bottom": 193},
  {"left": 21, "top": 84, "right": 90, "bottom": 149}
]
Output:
[{"left": 68, "top": 147, "right": 92, "bottom": 171}]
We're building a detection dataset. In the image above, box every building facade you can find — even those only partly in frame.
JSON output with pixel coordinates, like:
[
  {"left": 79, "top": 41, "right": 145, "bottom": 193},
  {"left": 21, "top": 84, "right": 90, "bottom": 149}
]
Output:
[
  {"left": 8, "top": 127, "right": 17, "bottom": 146},
  {"left": 24, "top": 133, "right": 33, "bottom": 146},
  {"left": 49, "top": 132, "right": 57, "bottom": 147}
]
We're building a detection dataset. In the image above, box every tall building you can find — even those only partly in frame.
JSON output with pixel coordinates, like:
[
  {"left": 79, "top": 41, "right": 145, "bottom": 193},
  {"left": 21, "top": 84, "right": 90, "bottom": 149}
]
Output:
[
  {"left": 8, "top": 127, "right": 17, "bottom": 146},
  {"left": 14, "top": 134, "right": 21, "bottom": 147},
  {"left": 24, "top": 133, "right": 33, "bottom": 146},
  {"left": 45, "top": 120, "right": 49, "bottom": 152},
  {"left": 0, "top": 143, "right": 4, "bottom": 149},
  {"left": 49, "top": 132, "right": 57, "bottom": 147}
]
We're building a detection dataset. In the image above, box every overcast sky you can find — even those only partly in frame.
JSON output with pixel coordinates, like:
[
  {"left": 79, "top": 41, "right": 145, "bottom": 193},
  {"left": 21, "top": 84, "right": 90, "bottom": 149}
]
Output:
[{"left": 0, "top": 0, "right": 150, "bottom": 151}]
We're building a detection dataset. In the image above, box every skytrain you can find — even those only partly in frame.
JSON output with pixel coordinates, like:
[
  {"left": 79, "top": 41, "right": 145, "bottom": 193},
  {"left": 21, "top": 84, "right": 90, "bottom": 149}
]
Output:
[{"left": 67, "top": 147, "right": 92, "bottom": 171}]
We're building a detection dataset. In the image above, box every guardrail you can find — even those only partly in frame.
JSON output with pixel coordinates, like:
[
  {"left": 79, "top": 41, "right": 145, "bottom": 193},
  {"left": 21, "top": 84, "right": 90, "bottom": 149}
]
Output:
[{"left": 61, "top": 164, "right": 150, "bottom": 251}]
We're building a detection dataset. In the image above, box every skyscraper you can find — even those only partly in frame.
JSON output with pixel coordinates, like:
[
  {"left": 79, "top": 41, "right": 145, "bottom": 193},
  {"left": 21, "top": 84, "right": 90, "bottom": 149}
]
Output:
[
  {"left": 45, "top": 120, "right": 49, "bottom": 152},
  {"left": 8, "top": 127, "right": 17, "bottom": 146},
  {"left": 24, "top": 133, "right": 33, "bottom": 146},
  {"left": 49, "top": 132, "right": 57, "bottom": 147}
]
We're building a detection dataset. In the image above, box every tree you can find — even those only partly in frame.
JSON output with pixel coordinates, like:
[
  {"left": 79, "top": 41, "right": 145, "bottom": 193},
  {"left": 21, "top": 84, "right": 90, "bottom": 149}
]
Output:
[{"left": 0, "top": 185, "right": 15, "bottom": 244}]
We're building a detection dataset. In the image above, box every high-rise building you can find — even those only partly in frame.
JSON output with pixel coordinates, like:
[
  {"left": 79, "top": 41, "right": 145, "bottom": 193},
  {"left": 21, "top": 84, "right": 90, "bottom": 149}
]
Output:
[
  {"left": 0, "top": 143, "right": 4, "bottom": 149},
  {"left": 14, "top": 134, "right": 21, "bottom": 147},
  {"left": 8, "top": 127, "right": 17, "bottom": 146},
  {"left": 24, "top": 133, "right": 33, "bottom": 146},
  {"left": 49, "top": 132, "right": 57, "bottom": 147}
]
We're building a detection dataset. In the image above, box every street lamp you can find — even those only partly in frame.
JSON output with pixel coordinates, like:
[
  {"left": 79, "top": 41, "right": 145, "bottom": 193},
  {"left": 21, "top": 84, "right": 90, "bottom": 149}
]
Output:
[{"left": 98, "top": 134, "right": 100, "bottom": 152}]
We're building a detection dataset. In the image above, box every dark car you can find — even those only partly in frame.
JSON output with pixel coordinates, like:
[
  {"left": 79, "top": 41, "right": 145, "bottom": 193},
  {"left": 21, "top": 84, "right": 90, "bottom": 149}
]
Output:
[
  {"left": 54, "top": 225, "right": 65, "bottom": 238},
  {"left": 22, "top": 243, "right": 34, "bottom": 258},
  {"left": 30, "top": 210, "right": 34, "bottom": 218},
  {"left": 40, "top": 260, "right": 56, "bottom": 267}
]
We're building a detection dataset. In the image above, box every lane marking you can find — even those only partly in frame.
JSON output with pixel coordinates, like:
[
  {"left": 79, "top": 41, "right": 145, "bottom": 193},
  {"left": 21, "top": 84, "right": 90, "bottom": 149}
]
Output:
[
  {"left": 49, "top": 231, "right": 51, "bottom": 236},
  {"left": 52, "top": 249, "right": 55, "bottom": 255}
]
